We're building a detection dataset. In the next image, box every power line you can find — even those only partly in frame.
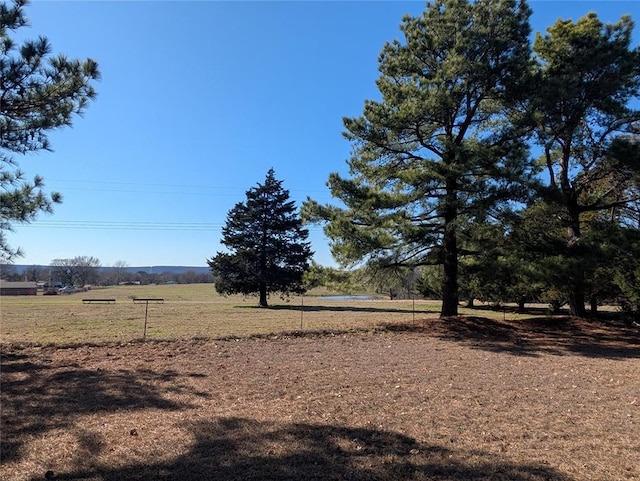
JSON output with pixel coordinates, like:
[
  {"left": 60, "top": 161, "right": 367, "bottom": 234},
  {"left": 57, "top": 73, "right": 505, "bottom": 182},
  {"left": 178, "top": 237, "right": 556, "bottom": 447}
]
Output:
[
  {"left": 21, "top": 219, "right": 326, "bottom": 232},
  {"left": 46, "top": 178, "right": 334, "bottom": 200},
  {"left": 21, "top": 220, "right": 223, "bottom": 231}
]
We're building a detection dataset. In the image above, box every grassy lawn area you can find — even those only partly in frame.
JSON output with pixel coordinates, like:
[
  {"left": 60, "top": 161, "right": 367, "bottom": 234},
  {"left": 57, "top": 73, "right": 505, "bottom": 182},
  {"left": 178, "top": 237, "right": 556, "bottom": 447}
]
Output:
[{"left": 0, "top": 283, "right": 533, "bottom": 346}]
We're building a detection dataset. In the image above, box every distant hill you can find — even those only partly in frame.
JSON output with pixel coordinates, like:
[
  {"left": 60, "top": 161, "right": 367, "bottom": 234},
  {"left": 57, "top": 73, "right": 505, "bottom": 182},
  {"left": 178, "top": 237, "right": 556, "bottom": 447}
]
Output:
[
  {"left": 9, "top": 265, "right": 211, "bottom": 275},
  {"left": 118, "top": 266, "right": 210, "bottom": 275}
]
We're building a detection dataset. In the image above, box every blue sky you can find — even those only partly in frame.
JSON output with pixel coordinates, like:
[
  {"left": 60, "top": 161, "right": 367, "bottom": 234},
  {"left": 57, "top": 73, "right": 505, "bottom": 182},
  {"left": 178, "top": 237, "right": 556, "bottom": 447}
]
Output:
[{"left": 6, "top": 0, "right": 639, "bottom": 269}]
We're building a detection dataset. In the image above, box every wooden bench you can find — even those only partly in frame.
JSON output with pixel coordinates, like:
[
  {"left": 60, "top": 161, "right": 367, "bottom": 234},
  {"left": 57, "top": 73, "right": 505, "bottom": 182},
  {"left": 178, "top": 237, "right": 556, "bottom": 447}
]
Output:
[{"left": 82, "top": 299, "right": 116, "bottom": 304}]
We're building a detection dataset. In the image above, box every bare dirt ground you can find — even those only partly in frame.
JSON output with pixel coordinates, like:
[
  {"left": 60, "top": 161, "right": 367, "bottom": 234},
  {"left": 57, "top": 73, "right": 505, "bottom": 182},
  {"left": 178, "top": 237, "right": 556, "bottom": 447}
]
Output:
[{"left": 2, "top": 316, "right": 639, "bottom": 481}]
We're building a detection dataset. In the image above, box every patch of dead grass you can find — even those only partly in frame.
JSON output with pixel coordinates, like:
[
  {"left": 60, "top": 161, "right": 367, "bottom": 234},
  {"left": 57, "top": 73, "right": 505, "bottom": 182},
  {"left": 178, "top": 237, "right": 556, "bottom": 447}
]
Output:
[{"left": 2, "top": 317, "right": 639, "bottom": 481}]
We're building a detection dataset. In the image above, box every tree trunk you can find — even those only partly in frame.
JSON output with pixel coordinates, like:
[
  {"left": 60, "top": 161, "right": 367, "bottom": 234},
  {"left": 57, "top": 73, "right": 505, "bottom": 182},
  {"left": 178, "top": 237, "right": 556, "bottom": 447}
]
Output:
[
  {"left": 568, "top": 285, "right": 586, "bottom": 318},
  {"left": 259, "top": 283, "right": 268, "bottom": 308},
  {"left": 590, "top": 295, "right": 598, "bottom": 317},
  {"left": 440, "top": 177, "right": 459, "bottom": 318},
  {"left": 518, "top": 298, "right": 526, "bottom": 313},
  {"left": 564, "top": 189, "right": 587, "bottom": 318},
  {"left": 567, "top": 227, "right": 587, "bottom": 318}
]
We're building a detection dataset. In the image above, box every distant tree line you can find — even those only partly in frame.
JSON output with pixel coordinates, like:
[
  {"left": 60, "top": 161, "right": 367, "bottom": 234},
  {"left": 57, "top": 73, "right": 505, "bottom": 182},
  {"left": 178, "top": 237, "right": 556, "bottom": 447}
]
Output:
[{"left": 0, "top": 258, "right": 214, "bottom": 286}]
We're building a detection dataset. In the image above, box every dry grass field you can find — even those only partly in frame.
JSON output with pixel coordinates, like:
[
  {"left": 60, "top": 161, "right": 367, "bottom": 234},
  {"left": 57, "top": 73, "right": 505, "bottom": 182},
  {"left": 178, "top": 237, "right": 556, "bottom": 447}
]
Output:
[
  {"left": 1, "top": 284, "right": 639, "bottom": 481},
  {"left": 0, "top": 284, "right": 449, "bottom": 345}
]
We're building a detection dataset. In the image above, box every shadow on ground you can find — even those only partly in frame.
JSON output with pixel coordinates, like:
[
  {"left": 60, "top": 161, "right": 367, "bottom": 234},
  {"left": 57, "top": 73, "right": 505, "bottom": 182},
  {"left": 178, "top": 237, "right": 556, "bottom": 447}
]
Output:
[
  {"left": 238, "top": 303, "right": 436, "bottom": 315},
  {"left": 34, "top": 417, "right": 570, "bottom": 481},
  {"left": 383, "top": 315, "right": 640, "bottom": 359},
  {"left": 0, "top": 350, "right": 208, "bottom": 463}
]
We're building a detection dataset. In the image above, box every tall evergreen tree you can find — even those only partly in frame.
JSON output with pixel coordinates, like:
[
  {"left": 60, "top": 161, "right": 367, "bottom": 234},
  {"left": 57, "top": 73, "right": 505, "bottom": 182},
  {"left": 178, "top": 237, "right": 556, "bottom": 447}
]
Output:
[
  {"left": 208, "top": 169, "right": 313, "bottom": 308},
  {"left": 303, "top": 0, "right": 534, "bottom": 318},
  {"left": 1, "top": 0, "right": 100, "bottom": 262},
  {"left": 530, "top": 13, "right": 640, "bottom": 317}
]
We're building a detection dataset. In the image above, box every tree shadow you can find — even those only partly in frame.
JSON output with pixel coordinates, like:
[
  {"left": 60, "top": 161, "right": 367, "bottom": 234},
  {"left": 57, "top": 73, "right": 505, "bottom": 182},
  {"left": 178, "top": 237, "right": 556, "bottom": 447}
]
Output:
[
  {"left": 0, "top": 349, "right": 208, "bottom": 463},
  {"left": 386, "top": 315, "right": 640, "bottom": 358},
  {"left": 238, "top": 303, "right": 437, "bottom": 315},
  {"left": 468, "top": 304, "right": 565, "bottom": 316},
  {"left": 41, "top": 417, "right": 571, "bottom": 481}
]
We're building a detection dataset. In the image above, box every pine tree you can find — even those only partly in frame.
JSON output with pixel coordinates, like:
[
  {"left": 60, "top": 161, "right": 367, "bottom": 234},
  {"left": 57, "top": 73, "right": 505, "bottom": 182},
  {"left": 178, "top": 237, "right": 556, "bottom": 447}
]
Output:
[
  {"left": 1, "top": 0, "right": 100, "bottom": 261},
  {"left": 208, "top": 169, "right": 313, "bottom": 308},
  {"left": 304, "top": 0, "right": 534, "bottom": 318},
  {"left": 531, "top": 13, "right": 640, "bottom": 317}
]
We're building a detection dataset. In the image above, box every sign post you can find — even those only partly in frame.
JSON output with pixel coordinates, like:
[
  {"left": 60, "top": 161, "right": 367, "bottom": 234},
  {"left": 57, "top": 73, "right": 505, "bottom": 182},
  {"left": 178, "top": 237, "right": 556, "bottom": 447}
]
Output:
[{"left": 132, "top": 298, "right": 164, "bottom": 339}]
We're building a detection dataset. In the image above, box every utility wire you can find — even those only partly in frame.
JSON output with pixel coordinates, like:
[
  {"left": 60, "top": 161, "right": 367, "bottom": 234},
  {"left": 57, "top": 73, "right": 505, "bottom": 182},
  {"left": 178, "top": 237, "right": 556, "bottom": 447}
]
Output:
[
  {"left": 21, "top": 221, "right": 220, "bottom": 231},
  {"left": 21, "top": 219, "right": 326, "bottom": 232},
  {"left": 47, "top": 178, "right": 334, "bottom": 200}
]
